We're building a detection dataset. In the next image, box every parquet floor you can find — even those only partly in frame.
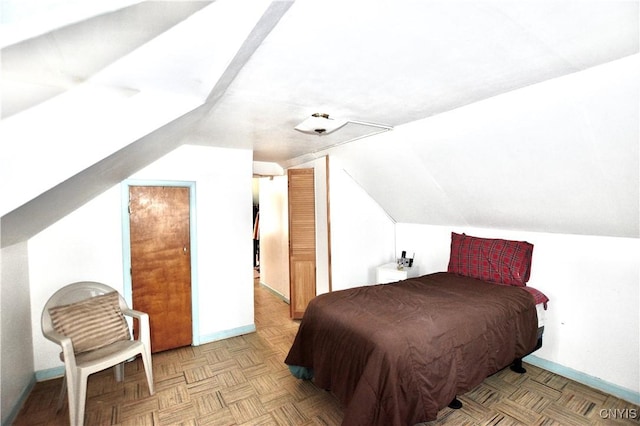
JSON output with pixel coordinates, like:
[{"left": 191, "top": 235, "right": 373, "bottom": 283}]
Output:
[{"left": 13, "top": 273, "right": 640, "bottom": 425}]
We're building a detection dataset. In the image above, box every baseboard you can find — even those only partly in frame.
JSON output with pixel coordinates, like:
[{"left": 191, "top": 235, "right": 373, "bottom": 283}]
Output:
[
  {"left": 198, "top": 324, "right": 257, "bottom": 345},
  {"left": 524, "top": 354, "right": 640, "bottom": 405},
  {"left": 2, "top": 375, "right": 36, "bottom": 426},
  {"left": 35, "top": 366, "right": 65, "bottom": 382},
  {"left": 259, "top": 282, "right": 290, "bottom": 304}
]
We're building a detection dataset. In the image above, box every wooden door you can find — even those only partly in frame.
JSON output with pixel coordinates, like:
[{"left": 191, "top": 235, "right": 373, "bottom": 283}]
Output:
[
  {"left": 129, "top": 186, "right": 192, "bottom": 353},
  {"left": 288, "top": 169, "right": 316, "bottom": 319}
]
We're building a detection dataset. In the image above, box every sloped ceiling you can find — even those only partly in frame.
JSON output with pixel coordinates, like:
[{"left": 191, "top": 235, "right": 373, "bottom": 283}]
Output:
[
  {"left": 328, "top": 54, "right": 639, "bottom": 238},
  {"left": 1, "top": 0, "right": 638, "bottom": 247},
  {"left": 0, "top": 1, "right": 212, "bottom": 117}
]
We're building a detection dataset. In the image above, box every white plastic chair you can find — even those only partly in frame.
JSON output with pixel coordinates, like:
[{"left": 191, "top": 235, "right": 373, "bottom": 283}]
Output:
[{"left": 41, "top": 282, "right": 154, "bottom": 426}]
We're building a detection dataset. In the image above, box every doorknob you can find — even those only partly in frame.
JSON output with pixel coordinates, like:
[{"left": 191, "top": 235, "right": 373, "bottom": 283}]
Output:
[{"left": 183, "top": 245, "right": 188, "bottom": 255}]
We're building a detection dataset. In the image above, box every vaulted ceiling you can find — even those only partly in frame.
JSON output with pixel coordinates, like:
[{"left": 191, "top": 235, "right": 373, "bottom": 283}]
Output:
[{"left": 1, "top": 0, "right": 638, "bottom": 246}]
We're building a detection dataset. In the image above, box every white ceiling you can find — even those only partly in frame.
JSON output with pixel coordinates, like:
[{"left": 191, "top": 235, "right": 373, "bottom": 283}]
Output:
[
  {"left": 3, "top": 1, "right": 638, "bottom": 160},
  {"left": 1, "top": 0, "right": 638, "bottom": 245},
  {"left": 211, "top": 0, "right": 639, "bottom": 163}
]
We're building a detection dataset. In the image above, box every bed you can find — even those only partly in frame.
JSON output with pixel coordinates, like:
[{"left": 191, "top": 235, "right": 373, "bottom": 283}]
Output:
[{"left": 285, "top": 233, "right": 549, "bottom": 425}]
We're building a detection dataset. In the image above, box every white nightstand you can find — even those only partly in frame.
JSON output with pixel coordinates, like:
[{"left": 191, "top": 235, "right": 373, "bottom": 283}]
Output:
[{"left": 376, "top": 262, "right": 419, "bottom": 284}]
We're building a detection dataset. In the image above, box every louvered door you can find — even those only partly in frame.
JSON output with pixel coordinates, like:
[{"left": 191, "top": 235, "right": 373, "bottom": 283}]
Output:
[{"left": 288, "top": 169, "right": 316, "bottom": 319}]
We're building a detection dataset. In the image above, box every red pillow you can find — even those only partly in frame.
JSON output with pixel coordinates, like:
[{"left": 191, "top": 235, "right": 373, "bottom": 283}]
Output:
[
  {"left": 447, "top": 232, "right": 533, "bottom": 286},
  {"left": 522, "top": 286, "right": 549, "bottom": 309}
]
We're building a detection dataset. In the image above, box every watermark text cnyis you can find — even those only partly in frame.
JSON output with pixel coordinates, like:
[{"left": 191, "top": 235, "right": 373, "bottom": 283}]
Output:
[{"left": 599, "top": 408, "right": 638, "bottom": 420}]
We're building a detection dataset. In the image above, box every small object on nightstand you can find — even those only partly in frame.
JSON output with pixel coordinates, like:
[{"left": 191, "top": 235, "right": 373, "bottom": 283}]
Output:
[{"left": 396, "top": 251, "right": 415, "bottom": 269}]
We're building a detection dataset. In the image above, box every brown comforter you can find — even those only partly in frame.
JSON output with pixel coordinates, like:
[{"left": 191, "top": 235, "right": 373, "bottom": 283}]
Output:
[{"left": 284, "top": 272, "right": 538, "bottom": 425}]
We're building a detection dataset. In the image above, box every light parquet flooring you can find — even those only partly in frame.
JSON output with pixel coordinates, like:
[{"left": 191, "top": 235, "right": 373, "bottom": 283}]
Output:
[{"left": 13, "top": 275, "right": 640, "bottom": 425}]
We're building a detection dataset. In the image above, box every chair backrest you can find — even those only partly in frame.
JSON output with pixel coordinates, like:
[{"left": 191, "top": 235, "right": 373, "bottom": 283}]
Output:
[{"left": 41, "top": 281, "right": 128, "bottom": 339}]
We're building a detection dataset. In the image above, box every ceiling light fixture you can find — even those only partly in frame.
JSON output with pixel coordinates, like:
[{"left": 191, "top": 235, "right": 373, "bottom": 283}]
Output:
[
  {"left": 294, "top": 113, "right": 393, "bottom": 136},
  {"left": 294, "top": 113, "right": 348, "bottom": 135}
]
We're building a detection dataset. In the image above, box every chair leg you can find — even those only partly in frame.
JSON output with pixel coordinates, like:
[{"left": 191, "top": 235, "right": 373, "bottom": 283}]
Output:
[
  {"left": 66, "top": 374, "right": 78, "bottom": 426},
  {"left": 74, "top": 372, "right": 89, "bottom": 426},
  {"left": 141, "top": 350, "right": 155, "bottom": 395},
  {"left": 113, "top": 362, "right": 125, "bottom": 382},
  {"left": 56, "top": 374, "right": 67, "bottom": 412}
]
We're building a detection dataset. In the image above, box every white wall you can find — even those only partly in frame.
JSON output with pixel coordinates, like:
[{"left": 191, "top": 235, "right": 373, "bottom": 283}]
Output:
[
  {"left": 258, "top": 155, "right": 396, "bottom": 296},
  {"left": 310, "top": 157, "right": 331, "bottom": 295},
  {"left": 396, "top": 224, "right": 640, "bottom": 400},
  {"left": 318, "top": 54, "right": 639, "bottom": 239},
  {"left": 1, "top": 241, "right": 34, "bottom": 424},
  {"left": 329, "top": 161, "right": 396, "bottom": 291},
  {"left": 28, "top": 145, "right": 254, "bottom": 373},
  {"left": 129, "top": 145, "right": 254, "bottom": 344},
  {"left": 258, "top": 176, "right": 290, "bottom": 299},
  {"left": 29, "top": 186, "right": 124, "bottom": 373}
]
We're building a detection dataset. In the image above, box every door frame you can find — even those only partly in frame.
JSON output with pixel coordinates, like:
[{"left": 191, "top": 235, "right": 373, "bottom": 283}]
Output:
[{"left": 121, "top": 179, "right": 200, "bottom": 346}]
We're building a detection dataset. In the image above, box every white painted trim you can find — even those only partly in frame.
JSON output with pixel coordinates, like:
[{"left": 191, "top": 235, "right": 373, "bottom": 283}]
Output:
[
  {"left": 121, "top": 180, "right": 200, "bottom": 346},
  {"left": 198, "top": 325, "right": 257, "bottom": 345},
  {"left": 34, "top": 366, "right": 64, "bottom": 382},
  {"left": 259, "top": 282, "right": 290, "bottom": 304}
]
